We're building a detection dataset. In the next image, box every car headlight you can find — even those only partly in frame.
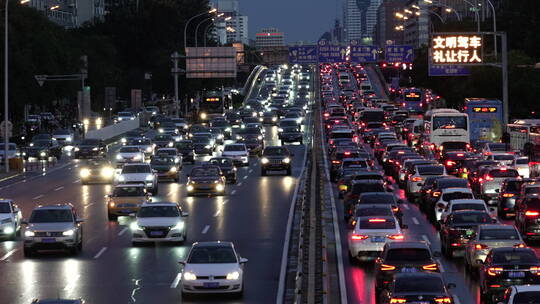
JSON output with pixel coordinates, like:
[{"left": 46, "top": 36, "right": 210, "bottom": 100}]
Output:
[
  {"left": 187, "top": 185, "right": 194, "bottom": 192},
  {"left": 226, "top": 271, "right": 240, "bottom": 280},
  {"left": 172, "top": 221, "right": 184, "bottom": 230},
  {"left": 62, "top": 229, "right": 75, "bottom": 236},
  {"left": 169, "top": 166, "right": 177, "bottom": 172},
  {"left": 261, "top": 158, "right": 269, "bottom": 164},
  {"left": 168, "top": 142, "right": 174, "bottom": 147},
  {"left": 183, "top": 272, "right": 197, "bottom": 281},
  {"left": 3, "top": 226, "right": 14, "bottom": 234},
  {"left": 145, "top": 174, "right": 154, "bottom": 181},
  {"left": 74, "top": 147, "right": 80, "bottom": 152},
  {"left": 272, "top": 117, "right": 277, "bottom": 122},
  {"left": 283, "top": 157, "right": 291, "bottom": 164},
  {"left": 216, "top": 184, "right": 224, "bottom": 192},
  {"left": 205, "top": 145, "right": 211, "bottom": 149},
  {"left": 236, "top": 135, "right": 242, "bottom": 140},
  {"left": 118, "top": 175, "right": 125, "bottom": 182},
  {"left": 1, "top": 218, "right": 12, "bottom": 224},
  {"left": 183, "top": 125, "right": 189, "bottom": 129},
  {"left": 29, "top": 143, "right": 34, "bottom": 147},
  {"left": 95, "top": 118, "right": 103, "bottom": 125},
  {"left": 80, "top": 168, "right": 91, "bottom": 178},
  {"left": 158, "top": 128, "right": 164, "bottom": 133},
  {"left": 278, "top": 128, "right": 284, "bottom": 132},
  {"left": 225, "top": 127, "right": 231, "bottom": 132},
  {"left": 200, "top": 113, "right": 207, "bottom": 120},
  {"left": 133, "top": 154, "right": 142, "bottom": 161},
  {"left": 92, "top": 147, "right": 99, "bottom": 151},
  {"left": 66, "top": 137, "right": 72, "bottom": 142},
  {"left": 24, "top": 230, "right": 35, "bottom": 237},
  {"left": 252, "top": 112, "right": 257, "bottom": 117},
  {"left": 116, "top": 154, "right": 123, "bottom": 160},
  {"left": 259, "top": 118, "right": 263, "bottom": 122},
  {"left": 101, "top": 167, "right": 114, "bottom": 177},
  {"left": 217, "top": 134, "right": 223, "bottom": 139},
  {"left": 39, "top": 151, "right": 46, "bottom": 157},
  {"left": 130, "top": 222, "right": 142, "bottom": 231},
  {"left": 258, "top": 136, "right": 263, "bottom": 140}
]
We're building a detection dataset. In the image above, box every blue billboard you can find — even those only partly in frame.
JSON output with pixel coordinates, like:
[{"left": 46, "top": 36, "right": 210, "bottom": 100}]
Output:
[
  {"left": 385, "top": 45, "right": 414, "bottom": 63},
  {"left": 318, "top": 39, "right": 347, "bottom": 63},
  {"left": 288, "top": 46, "right": 318, "bottom": 64},
  {"left": 349, "top": 40, "right": 378, "bottom": 63}
]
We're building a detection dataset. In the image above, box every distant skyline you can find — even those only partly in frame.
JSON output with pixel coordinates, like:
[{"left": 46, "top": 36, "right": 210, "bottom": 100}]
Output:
[{"left": 236, "top": 0, "right": 341, "bottom": 43}]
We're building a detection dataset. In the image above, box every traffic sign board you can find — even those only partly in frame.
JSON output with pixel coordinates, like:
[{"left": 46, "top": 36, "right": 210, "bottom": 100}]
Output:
[
  {"left": 288, "top": 46, "right": 317, "bottom": 64},
  {"left": 429, "top": 64, "right": 470, "bottom": 76},
  {"left": 350, "top": 42, "right": 378, "bottom": 63},
  {"left": 385, "top": 45, "right": 414, "bottom": 63},
  {"left": 318, "top": 39, "right": 347, "bottom": 63},
  {"left": 34, "top": 75, "right": 47, "bottom": 87}
]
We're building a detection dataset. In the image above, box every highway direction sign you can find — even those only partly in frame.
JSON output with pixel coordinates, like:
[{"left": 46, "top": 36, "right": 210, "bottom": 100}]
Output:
[
  {"left": 318, "top": 39, "right": 347, "bottom": 63},
  {"left": 385, "top": 45, "right": 414, "bottom": 63},
  {"left": 349, "top": 40, "right": 378, "bottom": 63},
  {"left": 288, "top": 46, "right": 318, "bottom": 64}
]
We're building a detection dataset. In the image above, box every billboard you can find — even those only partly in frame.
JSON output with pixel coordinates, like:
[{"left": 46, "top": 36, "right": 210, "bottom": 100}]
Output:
[
  {"left": 186, "top": 47, "right": 237, "bottom": 78},
  {"left": 431, "top": 34, "right": 483, "bottom": 65}
]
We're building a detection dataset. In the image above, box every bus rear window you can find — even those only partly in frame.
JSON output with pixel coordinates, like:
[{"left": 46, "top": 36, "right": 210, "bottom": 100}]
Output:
[{"left": 433, "top": 116, "right": 468, "bottom": 130}]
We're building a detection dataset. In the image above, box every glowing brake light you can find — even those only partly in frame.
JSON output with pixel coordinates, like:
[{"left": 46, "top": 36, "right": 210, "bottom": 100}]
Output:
[
  {"left": 388, "top": 234, "right": 404, "bottom": 240},
  {"left": 485, "top": 175, "right": 494, "bottom": 181},
  {"left": 530, "top": 266, "right": 540, "bottom": 275},
  {"left": 412, "top": 176, "right": 423, "bottom": 182},
  {"left": 514, "top": 243, "right": 527, "bottom": 248},
  {"left": 422, "top": 263, "right": 438, "bottom": 271},
  {"left": 525, "top": 211, "right": 540, "bottom": 217},
  {"left": 487, "top": 267, "right": 503, "bottom": 276},
  {"left": 502, "top": 193, "right": 515, "bottom": 198},
  {"left": 369, "top": 218, "right": 386, "bottom": 223},
  {"left": 332, "top": 160, "right": 341, "bottom": 164},
  {"left": 432, "top": 191, "right": 441, "bottom": 197},
  {"left": 434, "top": 297, "right": 452, "bottom": 303},
  {"left": 344, "top": 152, "right": 351, "bottom": 156},
  {"left": 351, "top": 234, "right": 368, "bottom": 240},
  {"left": 381, "top": 264, "right": 396, "bottom": 271},
  {"left": 390, "top": 299, "right": 406, "bottom": 304},
  {"left": 475, "top": 244, "right": 488, "bottom": 250},
  {"left": 457, "top": 153, "right": 464, "bottom": 157},
  {"left": 446, "top": 160, "right": 456, "bottom": 166}
]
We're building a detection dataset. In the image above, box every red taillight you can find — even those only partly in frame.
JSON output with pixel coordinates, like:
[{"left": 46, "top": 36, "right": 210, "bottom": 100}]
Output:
[
  {"left": 344, "top": 151, "right": 351, "bottom": 156},
  {"left": 457, "top": 153, "right": 464, "bottom": 157},
  {"left": 434, "top": 297, "right": 452, "bottom": 303},
  {"left": 526, "top": 211, "right": 540, "bottom": 217},
  {"left": 324, "top": 113, "right": 330, "bottom": 117},
  {"left": 446, "top": 160, "right": 456, "bottom": 166},
  {"left": 390, "top": 299, "right": 406, "bottom": 304},
  {"left": 369, "top": 218, "right": 386, "bottom": 223},
  {"left": 502, "top": 193, "right": 515, "bottom": 198},
  {"left": 392, "top": 206, "right": 399, "bottom": 212},
  {"left": 485, "top": 175, "right": 494, "bottom": 181},
  {"left": 514, "top": 243, "right": 527, "bottom": 248},
  {"left": 388, "top": 234, "right": 404, "bottom": 240},
  {"left": 530, "top": 266, "right": 540, "bottom": 275},
  {"left": 412, "top": 176, "right": 423, "bottom": 182},
  {"left": 351, "top": 234, "right": 368, "bottom": 240},
  {"left": 475, "top": 244, "right": 488, "bottom": 250},
  {"left": 332, "top": 160, "right": 340, "bottom": 164},
  {"left": 432, "top": 191, "right": 441, "bottom": 197},
  {"left": 381, "top": 264, "right": 396, "bottom": 271},
  {"left": 422, "top": 263, "right": 438, "bottom": 271},
  {"left": 487, "top": 267, "right": 503, "bottom": 276}
]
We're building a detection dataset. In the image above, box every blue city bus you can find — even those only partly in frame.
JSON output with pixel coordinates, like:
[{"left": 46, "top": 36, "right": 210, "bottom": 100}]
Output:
[
  {"left": 464, "top": 98, "right": 504, "bottom": 143},
  {"left": 400, "top": 88, "right": 423, "bottom": 113}
]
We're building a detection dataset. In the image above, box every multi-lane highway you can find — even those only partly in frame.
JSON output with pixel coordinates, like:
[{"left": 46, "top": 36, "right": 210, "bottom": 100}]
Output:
[{"left": 0, "top": 69, "right": 312, "bottom": 304}]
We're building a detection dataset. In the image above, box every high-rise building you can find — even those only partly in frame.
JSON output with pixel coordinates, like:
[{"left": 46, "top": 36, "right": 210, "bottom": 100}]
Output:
[
  {"left": 374, "top": 0, "right": 404, "bottom": 48},
  {"left": 344, "top": 0, "right": 383, "bottom": 44},
  {"left": 402, "top": 0, "right": 430, "bottom": 47},
  {"left": 215, "top": 0, "right": 249, "bottom": 45},
  {"left": 255, "top": 28, "right": 285, "bottom": 48}
]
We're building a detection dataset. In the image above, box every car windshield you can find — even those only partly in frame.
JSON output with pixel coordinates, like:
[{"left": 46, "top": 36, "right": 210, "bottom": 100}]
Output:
[
  {"left": 433, "top": 116, "right": 467, "bottom": 130},
  {"left": 418, "top": 166, "right": 444, "bottom": 175},
  {"left": 479, "top": 228, "right": 520, "bottom": 240},
  {"left": 192, "top": 137, "right": 210, "bottom": 144},
  {"left": 211, "top": 121, "right": 229, "bottom": 127},
  {"left": 130, "top": 139, "right": 151, "bottom": 145},
  {"left": 210, "top": 159, "right": 232, "bottom": 166},
  {"left": 264, "top": 147, "right": 288, "bottom": 156},
  {"left": 513, "top": 292, "right": 540, "bottom": 303},
  {"left": 452, "top": 204, "right": 486, "bottom": 212},
  {"left": 505, "top": 181, "right": 524, "bottom": 192},
  {"left": 394, "top": 277, "right": 444, "bottom": 293},
  {"left": 356, "top": 207, "right": 393, "bottom": 217},
  {"left": 0, "top": 202, "right": 11, "bottom": 213},
  {"left": 359, "top": 218, "right": 396, "bottom": 229},
  {"left": 450, "top": 212, "right": 491, "bottom": 224},
  {"left": 113, "top": 187, "right": 145, "bottom": 197},
  {"left": 176, "top": 142, "right": 193, "bottom": 149},
  {"left": 30, "top": 209, "right": 73, "bottom": 223},
  {"left": 122, "top": 165, "right": 151, "bottom": 174},
  {"left": 489, "top": 169, "right": 519, "bottom": 178},
  {"left": 516, "top": 158, "right": 529, "bottom": 165},
  {"left": 442, "top": 192, "right": 473, "bottom": 202},
  {"left": 187, "top": 246, "right": 237, "bottom": 264},
  {"left": 224, "top": 145, "right": 245, "bottom": 152},
  {"left": 280, "top": 120, "right": 298, "bottom": 127},
  {"left": 283, "top": 127, "right": 300, "bottom": 132},
  {"left": 494, "top": 154, "right": 515, "bottom": 161},
  {"left": 32, "top": 140, "right": 49, "bottom": 147},
  {"left": 442, "top": 142, "right": 467, "bottom": 150},
  {"left": 191, "top": 167, "right": 220, "bottom": 177},
  {"left": 493, "top": 251, "right": 538, "bottom": 264},
  {"left": 353, "top": 184, "right": 385, "bottom": 194},
  {"left": 439, "top": 179, "right": 469, "bottom": 188},
  {"left": 525, "top": 187, "right": 540, "bottom": 195},
  {"left": 138, "top": 206, "right": 179, "bottom": 217},
  {"left": 120, "top": 147, "right": 140, "bottom": 153},
  {"left": 154, "top": 135, "right": 172, "bottom": 141},
  {"left": 81, "top": 139, "right": 100, "bottom": 146},
  {"left": 53, "top": 130, "right": 70, "bottom": 135},
  {"left": 386, "top": 248, "right": 432, "bottom": 262},
  {"left": 359, "top": 194, "right": 395, "bottom": 204}
]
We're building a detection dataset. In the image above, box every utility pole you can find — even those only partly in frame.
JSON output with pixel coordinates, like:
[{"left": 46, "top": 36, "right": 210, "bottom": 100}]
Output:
[
  {"left": 4, "top": 0, "right": 9, "bottom": 173},
  {"left": 171, "top": 52, "right": 185, "bottom": 117}
]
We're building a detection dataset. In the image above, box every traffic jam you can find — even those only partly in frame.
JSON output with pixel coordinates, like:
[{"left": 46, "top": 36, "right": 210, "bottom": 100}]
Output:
[{"left": 319, "top": 62, "right": 540, "bottom": 304}]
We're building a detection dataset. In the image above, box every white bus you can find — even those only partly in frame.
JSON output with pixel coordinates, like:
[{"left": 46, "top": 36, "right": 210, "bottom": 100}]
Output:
[
  {"left": 423, "top": 109, "right": 470, "bottom": 148},
  {"left": 507, "top": 119, "right": 540, "bottom": 151}
]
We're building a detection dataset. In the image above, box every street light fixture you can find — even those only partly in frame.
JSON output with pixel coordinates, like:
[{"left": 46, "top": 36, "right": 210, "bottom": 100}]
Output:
[
  {"left": 50, "top": 5, "right": 60, "bottom": 10},
  {"left": 183, "top": 8, "right": 218, "bottom": 48}
]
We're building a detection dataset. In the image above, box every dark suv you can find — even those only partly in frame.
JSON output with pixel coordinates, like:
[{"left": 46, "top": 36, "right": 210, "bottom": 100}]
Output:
[
  {"left": 439, "top": 210, "right": 494, "bottom": 258},
  {"left": 74, "top": 138, "right": 107, "bottom": 159},
  {"left": 260, "top": 146, "right": 292, "bottom": 176},
  {"left": 515, "top": 196, "right": 540, "bottom": 240}
]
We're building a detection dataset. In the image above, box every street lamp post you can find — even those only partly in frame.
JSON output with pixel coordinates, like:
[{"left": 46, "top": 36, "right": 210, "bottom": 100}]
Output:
[
  {"left": 195, "top": 14, "right": 225, "bottom": 47},
  {"left": 486, "top": 0, "right": 497, "bottom": 58},
  {"left": 4, "top": 0, "right": 9, "bottom": 173},
  {"left": 183, "top": 8, "right": 216, "bottom": 48}
]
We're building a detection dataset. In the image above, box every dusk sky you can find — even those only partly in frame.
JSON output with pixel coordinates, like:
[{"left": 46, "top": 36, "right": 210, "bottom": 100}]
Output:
[{"left": 239, "top": 0, "right": 340, "bottom": 43}]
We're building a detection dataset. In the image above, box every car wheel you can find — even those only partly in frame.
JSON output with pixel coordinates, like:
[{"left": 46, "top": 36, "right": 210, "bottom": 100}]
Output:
[
  {"left": 23, "top": 247, "right": 35, "bottom": 258},
  {"left": 108, "top": 212, "right": 118, "bottom": 221},
  {"left": 69, "top": 245, "right": 79, "bottom": 256},
  {"left": 286, "top": 168, "right": 292, "bottom": 176}
]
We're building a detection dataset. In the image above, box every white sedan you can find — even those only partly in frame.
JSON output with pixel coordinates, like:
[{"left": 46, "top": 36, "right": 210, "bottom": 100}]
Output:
[
  {"left": 348, "top": 215, "right": 404, "bottom": 262},
  {"left": 130, "top": 202, "right": 188, "bottom": 244},
  {"left": 0, "top": 199, "right": 22, "bottom": 240},
  {"left": 222, "top": 144, "right": 249, "bottom": 166},
  {"left": 180, "top": 241, "right": 247, "bottom": 297}
]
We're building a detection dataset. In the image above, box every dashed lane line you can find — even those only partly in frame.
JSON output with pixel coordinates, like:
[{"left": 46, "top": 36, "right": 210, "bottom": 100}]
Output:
[
  {"left": 213, "top": 210, "right": 221, "bottom": 217},
  {"left": 93, "top": 247, "right": 107, "bottom": 259},
  {"left": 55, "top": 186, "right": 64, "bottom": 191},
  {"left": 0, "top": 249, "right": 18, "bottom": 261},
  {"left": 118, "top": 227, "right": 128, "bottom": 236},
  {"left": 412, "top": 217, "right": 419, "bottom": 225},
  {"left": 422, "top": 234, "right": 431, "bottom": 244},
  {"left": 32, "top": 194, "right": 44, "bottom": 200},
  {"left": 170, "top": 273, "right": 182, "bottom": 289},
  {"left": 231, "top": 190, "right": 237, "bottom": 195},
  {"left": 237, "top": 182, "right": 243, "bottom": 186},
  {"left": 201, "top": 225, "right": 210, "bottom": 234}
]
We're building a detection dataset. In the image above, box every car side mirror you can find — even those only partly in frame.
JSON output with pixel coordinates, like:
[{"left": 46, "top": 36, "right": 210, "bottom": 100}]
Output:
[
  {"left": 239, "top": 257, "right": 248, "bottom": 264},
  {"left": 152, "top": 170, "right": 157, "bottom": 174},
  {"left": 492, "top": 218, "right": 498, "bottom": 223},
  {"left": 182, "top": 211, "right": 189, "bottom": 217},
  {"left": 76, "top": 218, "right": 84, "bottom": 224},
  {"left": 433, "top": 251, "right": 442, "bottom": 258},
  {"left": 13, "top": 207, "right": 20, "bottom": 213},
  {"left": 447, "top": 283, "right": 456, "bottom": 289}
]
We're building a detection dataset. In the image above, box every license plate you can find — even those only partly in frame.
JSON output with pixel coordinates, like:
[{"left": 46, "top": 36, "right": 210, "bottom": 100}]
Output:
[
  {"left": 371, "top": 236, "right": 385, "bottom": 242},
  {"left": 401, "top": 267, "right": 418, "bottom": 273},
  {"left": 509, "top": 271, "right": 525, "bottom": 278},
  {"left": 203, "top": 282, "right": 220, "bottom": 288},
  {"left": 150, "top": 231, "right": 164, "bottom": 236},
  {"left": 42, "top": 238, "right": 56, "bottom": 243}
]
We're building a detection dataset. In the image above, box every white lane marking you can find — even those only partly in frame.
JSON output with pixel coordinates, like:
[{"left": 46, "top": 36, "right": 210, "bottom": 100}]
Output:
[
  {"left": 277, "top": 110, "right": 313, "bottom": 304},
  {"left": 0, "top": 249, "right": 18, "bottom": 261},
  {"left": 201, "top": 225, "right": 210, "bottom": 234},
  {"left": 170, "top": 273, "right": 182, "bottom": 289},
  {"left": 55, "top": 186, "right": 64, "bottom": 191},
  {"left": 73, "top": 179, "right": 80, "bottom": 183},
  {"left": 412, "top": 217, "right": 419, "bottom": 225},
  {"left": 231, "top": 189, "right": 237, "bottom": 195},
  {"left": 32, "top": 194, "right": 44, "bottom": 200},
  {"left": 422, "top": 234, "right": 431, "bottom": 244},
  {"left": 93, "top": 247, "right": 107, "bottom": 259},
  {"left": 402, "top": 204, "right": 410, "bottom": 210},
  {"left": 243, "top": 175, "right": 248, "bottom": 180},
  {"left": 248, "top": 169, "right": 253, "bottom": 173},
  {"left": 84, "top": 202, "right": 95, "bottom": 209},
  {"left": 64, "top": 274, "right": 81, "bottom": 291},
  {"left": 167, "top": 191, "right": 174, "bottom": 196},
  {"left": 118, "top": 227, "right": 128, "bottom": 236},
  {"left": 213, "top": 210, "right": 221, "bottom": 217},
  {"left": 237, "top": 182, "right": 243, "bottom": 186}
]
